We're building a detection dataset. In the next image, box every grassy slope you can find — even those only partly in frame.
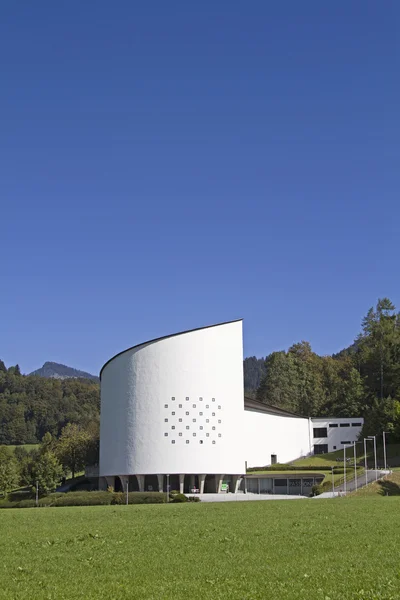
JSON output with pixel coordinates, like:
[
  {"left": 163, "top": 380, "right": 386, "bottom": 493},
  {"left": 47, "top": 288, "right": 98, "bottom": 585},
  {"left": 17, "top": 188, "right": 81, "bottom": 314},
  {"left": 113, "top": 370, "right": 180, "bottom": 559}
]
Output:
[
  {"left": 7, "top": 444, "right": 39, "bottom": 452},
  {"left": 0, "top": 499, "right": 399, "bottom": 600},
  {"left": 293, "top": 444, "right": 400, "bottom": 467},
  {"left": 350, "top": 471, "right": 400, "bottom": 497}
]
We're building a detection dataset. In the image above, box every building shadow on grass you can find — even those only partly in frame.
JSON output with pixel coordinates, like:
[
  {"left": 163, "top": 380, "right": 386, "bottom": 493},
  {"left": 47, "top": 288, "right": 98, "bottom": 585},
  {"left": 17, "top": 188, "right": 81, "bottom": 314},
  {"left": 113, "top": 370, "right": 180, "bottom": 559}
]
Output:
[{"left": 378, "top": 480, "right": 400, "bottom": 496}]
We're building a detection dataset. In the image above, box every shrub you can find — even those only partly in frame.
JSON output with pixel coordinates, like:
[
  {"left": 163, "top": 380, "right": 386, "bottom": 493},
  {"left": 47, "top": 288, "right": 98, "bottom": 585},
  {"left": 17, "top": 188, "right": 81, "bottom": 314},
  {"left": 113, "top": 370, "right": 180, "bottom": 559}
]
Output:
[
  {"left": 170, "top": 493, "right": 188, "bottom": 503},
  {"left": 311, "top": 484, "right": 322, "bottom": 497},
  {"left": 187, "top": 496, "right": 201, "bottom": 502}
]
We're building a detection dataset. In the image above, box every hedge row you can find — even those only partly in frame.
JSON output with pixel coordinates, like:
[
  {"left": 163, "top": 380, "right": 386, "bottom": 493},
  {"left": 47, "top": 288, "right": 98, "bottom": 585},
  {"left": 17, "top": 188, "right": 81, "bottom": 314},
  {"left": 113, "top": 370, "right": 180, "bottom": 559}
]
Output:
[
  {"left": 247, "top": 465, "right": 346, "bottom": 473},
  {"left": 0, "top": 491, "right": 170, "bottom": 508}
]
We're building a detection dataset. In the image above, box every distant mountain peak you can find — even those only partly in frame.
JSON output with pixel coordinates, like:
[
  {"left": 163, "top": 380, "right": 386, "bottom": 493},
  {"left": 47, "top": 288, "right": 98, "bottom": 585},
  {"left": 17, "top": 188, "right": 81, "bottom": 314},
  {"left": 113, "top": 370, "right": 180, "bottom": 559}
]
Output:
[{"left": 29, "top": 361, "right": 99, "bottom": 381}]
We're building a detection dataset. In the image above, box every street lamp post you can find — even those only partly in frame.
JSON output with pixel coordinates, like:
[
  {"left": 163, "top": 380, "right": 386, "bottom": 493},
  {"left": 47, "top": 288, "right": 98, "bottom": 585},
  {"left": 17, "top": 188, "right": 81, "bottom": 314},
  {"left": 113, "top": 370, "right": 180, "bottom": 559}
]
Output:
[
  {"left": 363, "top": 438, "right": 368, "bottom": 487},
  {"left": 126, "top": 478, "right": 129, "bottom": 505},
  {"left": 368, "top": 436, "right": 378, "bottom": 481},
  {"left": 331, "top": 466, "right": 334, "bottom": 497},
  {"left": 383, "top": 431, "right": 388, "bottom": 472},
  {"left": 353, "top": 442, "right": 358, "bottom": 491},
  {"left": 343, "top": 444, "right": 346, "bottom": 494}
]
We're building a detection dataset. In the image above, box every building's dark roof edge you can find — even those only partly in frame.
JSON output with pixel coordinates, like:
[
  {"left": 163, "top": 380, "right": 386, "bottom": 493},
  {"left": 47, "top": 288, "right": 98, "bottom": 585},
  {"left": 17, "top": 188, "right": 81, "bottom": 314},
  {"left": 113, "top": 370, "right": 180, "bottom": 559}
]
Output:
[
  {"left": 100, "top": 319, "right": 243, "bottom": 380},
  {"left": 244, "top": 396, "right": 305, "bottom": 419}
]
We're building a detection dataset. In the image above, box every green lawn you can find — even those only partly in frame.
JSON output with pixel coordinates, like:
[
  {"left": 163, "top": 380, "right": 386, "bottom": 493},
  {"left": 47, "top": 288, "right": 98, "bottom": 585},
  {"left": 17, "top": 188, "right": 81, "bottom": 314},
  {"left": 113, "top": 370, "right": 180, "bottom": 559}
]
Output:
[
  {"left": 0, "top": 498, "right": 399, "bottom": 599},
  {"left": 8, "top": 444, "right": 39, "bottom": 452}
]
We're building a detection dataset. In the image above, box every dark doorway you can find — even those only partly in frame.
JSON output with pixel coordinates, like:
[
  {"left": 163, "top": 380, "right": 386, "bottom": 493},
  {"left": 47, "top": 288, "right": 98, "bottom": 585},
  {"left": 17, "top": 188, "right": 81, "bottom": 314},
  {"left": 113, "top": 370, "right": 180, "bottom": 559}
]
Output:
[
  {"left": 144, "top": 474, "right": 159, "bottom": 492},
  {"left": 204, "top": 474, "right": 217, "bottom": 493},
  {"left": 128, "top": 475, "right": 139, "bottom": 492},
  {"left": 114, "top": 476, "right": 123, "bottom": 492}
]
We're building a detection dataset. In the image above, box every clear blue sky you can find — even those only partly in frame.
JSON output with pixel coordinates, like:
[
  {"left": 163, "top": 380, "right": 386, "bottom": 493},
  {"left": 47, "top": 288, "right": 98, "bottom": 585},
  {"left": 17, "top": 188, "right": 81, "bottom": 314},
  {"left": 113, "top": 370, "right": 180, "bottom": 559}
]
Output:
[{"left": 1, "top": 1, "right": 399, "bottom": 375}]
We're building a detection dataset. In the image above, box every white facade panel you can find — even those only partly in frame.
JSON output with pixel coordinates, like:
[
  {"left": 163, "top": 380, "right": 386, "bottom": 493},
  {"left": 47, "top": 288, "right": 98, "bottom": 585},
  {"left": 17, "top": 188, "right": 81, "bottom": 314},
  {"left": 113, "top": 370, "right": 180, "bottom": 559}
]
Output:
[
  {"left": 311, "top": 417, "right": 364, "bottom": 453},
  {"left": 100, "top": 321, "right": 245, "bottom": 477},
  {"left": 243, "top": 410, "right": 311, "bottom": 468}
]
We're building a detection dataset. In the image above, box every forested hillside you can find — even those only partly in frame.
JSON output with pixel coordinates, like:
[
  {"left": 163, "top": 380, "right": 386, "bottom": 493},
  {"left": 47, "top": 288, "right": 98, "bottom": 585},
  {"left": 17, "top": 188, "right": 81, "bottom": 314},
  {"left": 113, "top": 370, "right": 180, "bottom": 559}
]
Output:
[
  {"left": 1, "top": 298, "right": 399, "bottom": 445},
  {"left": 0, "top": 360, "right": 99, "bottom": 445},
  {"left": 256, "top": 299, "right": 400, "bottom": 441}
]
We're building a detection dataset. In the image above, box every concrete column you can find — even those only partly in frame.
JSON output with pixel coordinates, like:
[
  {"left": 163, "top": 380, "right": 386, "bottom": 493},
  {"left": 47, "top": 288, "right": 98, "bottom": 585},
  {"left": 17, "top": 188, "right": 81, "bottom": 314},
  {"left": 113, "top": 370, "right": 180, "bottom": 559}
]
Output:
[
  {"left": 105, "top": 476, "right": 115, "bottom": 491},
  {"left": 216, "top": 474, "right": 225, "bottom": 494},
  {"left": 119, "top": 476, "right": 128, "bottom": 492},
  {"left": 198, "top": 474, "right": 206, "bottom": 494},
  {"left": 157, "top": 474, "right": 164, "bottom": 492},
  {"left": 179, "top": 474, "right": 185, "bottom": 494},
  {"left": 231, "top": 476, "right": 241, "bottom": 494},
  {"left": 136, "top": 475, "right": 145, "bottom": 492}
]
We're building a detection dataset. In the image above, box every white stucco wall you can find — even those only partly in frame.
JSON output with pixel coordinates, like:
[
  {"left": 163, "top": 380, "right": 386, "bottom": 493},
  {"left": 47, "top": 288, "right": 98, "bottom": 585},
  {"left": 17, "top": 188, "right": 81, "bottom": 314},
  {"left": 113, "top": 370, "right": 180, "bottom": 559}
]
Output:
[
  {"left": 243, "top": 410, "right": 311, "bottom": 468},
  {"left": 311, "top": 417, "right": 364, "bottom": 453},
  {"left": 100, "top": 320, "right": 245, "bottom": 477}
]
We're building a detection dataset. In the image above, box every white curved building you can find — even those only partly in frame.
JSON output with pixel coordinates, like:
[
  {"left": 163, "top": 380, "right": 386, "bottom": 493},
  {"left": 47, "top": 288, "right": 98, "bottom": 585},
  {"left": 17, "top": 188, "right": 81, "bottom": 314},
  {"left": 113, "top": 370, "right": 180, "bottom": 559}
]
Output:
[
  {"left": 99, "top": 320, "right": 245, "bottom": 494},
  {"left": 99, "top": 320, "right": 364, "bottom": 495}
]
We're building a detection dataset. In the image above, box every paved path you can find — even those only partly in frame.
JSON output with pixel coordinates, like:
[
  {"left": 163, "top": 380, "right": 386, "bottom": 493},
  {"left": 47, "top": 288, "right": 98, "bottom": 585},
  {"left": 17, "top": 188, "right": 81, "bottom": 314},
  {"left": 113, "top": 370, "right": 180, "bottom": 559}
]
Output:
[{"left": 194, "top": 493, "right": 307, "bottom": 502}]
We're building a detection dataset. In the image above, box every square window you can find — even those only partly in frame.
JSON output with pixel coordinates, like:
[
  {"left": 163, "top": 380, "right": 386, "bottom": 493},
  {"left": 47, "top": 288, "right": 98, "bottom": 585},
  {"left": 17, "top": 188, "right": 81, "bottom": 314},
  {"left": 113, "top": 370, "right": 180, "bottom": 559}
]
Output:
[
  {"left": 218, "top": 434, "right": 221, "bottom": 438},
  {"left": 212, "top": 426, "right": 216, "bottom": 430},
  {"left": 171, "top": 440, "right": 175, "bottom": 444},
  {"left": 164, "top": 433, "right": 168, "bottom": 437},
  {"left": 199, "top": 412, "right": 203, "bottom": 416},
  {"left": 186, "top": 425, "right": 189, "bottom": 430},
  {"left": 193, "top": 433, "right": 196, "bottom": 437},
  {"left": 212, "top": 440, "right": 216, "bottom": 444},
  {"left": 179, "top": 418, "right": 182, "bottom": 422},
  {"left": 171, "top": 397, "right": 175, "bottom": 401},
  {"left": 185, "top": 411, "right": 189, "bottom": 416},
  {"left": 212, "top": 398, "right": 215, "bottom": 402},
  {"left": 199, "top": 397, "right": 203, "bottom": 401},
  {"left": 206, "top": 419, "right": 209, "bottom": 423},
  {"left": 179, "top": 433, "right": 182, "bottom": 437},
  {"left": 218, "top": 405, "right": 221, "bottom": 409},
  {"left": 212, "top": 412, "right": 215, "bottom": 416},
  {"left": 172, "top": 412, "right": 175, "bottom": 416},
  {"left": 186, "top": 440, "right": 189, "bottom": 444},
  {"left": 218, "top": 420, "right": 221, "bottom": 423},
  {"left": 200, "top": 426, "right": 203, "bottom": 430},
  {"left": 164, "top": 418, "right": 168, "bottom": 422},
  {"left": 200, "top": 440, "right": 203, "bottom": 444},
  {"left": 193, "top": 404, "right": 196, "bottom": 408},
  {"left": 186, "top": 397, "right": 189, "bottom": 401},
  {"left": 179, "top": 404, "right": 182, "bottom": 408},
  {"left": 206, "top": 405, "right": 209, "bottom": 409},
  {"left": 164, "top": 404, "right": 168, "bottom": 408},
  {"left": 206, "top": 433, "right": 209, "bottom": 437},
  {"left": 171, "top": 426, "right": 175, "bottom": 430},
  {"left": 193, "top": 418, "right": 196, "bottom": 423}
]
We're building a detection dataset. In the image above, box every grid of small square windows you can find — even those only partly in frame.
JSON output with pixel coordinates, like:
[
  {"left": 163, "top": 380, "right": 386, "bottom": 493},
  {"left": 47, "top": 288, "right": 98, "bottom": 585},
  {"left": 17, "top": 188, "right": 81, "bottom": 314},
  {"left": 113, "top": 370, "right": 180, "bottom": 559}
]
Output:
[{"left": 164, "top": 396, "right": 221, "bottom": 444}]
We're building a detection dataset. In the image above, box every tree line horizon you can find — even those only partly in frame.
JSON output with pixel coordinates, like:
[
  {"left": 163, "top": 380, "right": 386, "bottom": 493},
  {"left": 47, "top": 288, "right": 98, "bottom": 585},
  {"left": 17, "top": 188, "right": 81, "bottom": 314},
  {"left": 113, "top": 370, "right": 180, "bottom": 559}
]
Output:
[{"left": 1, "top": 298, "right": 400, "bottom": 446}]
